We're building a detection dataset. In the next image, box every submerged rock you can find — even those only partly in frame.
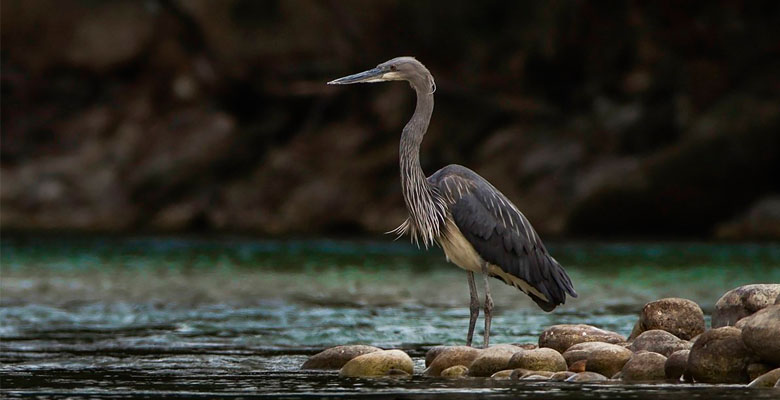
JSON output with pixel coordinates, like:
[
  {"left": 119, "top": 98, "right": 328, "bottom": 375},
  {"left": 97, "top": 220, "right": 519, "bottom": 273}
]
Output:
[
  {"left": 539, "top": 324, "right": 626, "bottom": 353},
  {"left": 740, "top": 304, "right": 780, "bottom": 364},
  {"left": 688, "top": 327, "right": 753, "bottom": 383},
  {"left": 468, "top": 345, "right": 524, "bottom": 377},
  {"left": 747, "top": 368, "right": 780, "bottom": 388},
  {"left": 339, "top": 349, "right": 414, "bottom": 377},
  {"left": 507, "top": 347, "right": 567, "bottom": 372},
  {"left": 565, "top": 371, "right": 608, "bottom": 383},
  {"left": 425, "top": 346, "right": 481, "bottom": 377},
  {"left": 584, "top": 343, "right": 633, "bottom": 378},
  {"left": 550, "top": 371, "right": 577, "bottom": 381},
  {"left": 440, "top": 365, "right": 469, "bottom": 378},
  {"left": 664, "top": 349, "right": 690, "bottom": 381},
  {"left": 628, "top": 329, "right": 692, "bottom": 357},
  {"left": 712, "top": 284, "right": 780, "bottom": 328},
  {"left": 629, "top": 298, "right": 705, "bottom": 340},
  {"left": 621, "top": 351, "right": 667, "bottom": 382},
  {"left": 301, "top": 345, "right": 381, "bottom": 370}
]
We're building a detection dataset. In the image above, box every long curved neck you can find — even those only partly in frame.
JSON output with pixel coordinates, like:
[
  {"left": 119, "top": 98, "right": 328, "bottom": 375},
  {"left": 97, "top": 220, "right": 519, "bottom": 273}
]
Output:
[{"left": 399, "top": 85, "right": 445, "bottom": 246}]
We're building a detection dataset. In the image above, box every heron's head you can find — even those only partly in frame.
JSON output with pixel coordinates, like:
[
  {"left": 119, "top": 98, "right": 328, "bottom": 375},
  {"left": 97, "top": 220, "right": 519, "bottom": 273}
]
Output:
[{"left": 328, "top": 56, "right": 435, "bottom": 93}]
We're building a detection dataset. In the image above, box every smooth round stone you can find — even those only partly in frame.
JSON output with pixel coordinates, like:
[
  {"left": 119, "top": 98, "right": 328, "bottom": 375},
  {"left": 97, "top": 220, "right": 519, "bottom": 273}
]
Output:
[
  {"left": 490, "top": 369, "right": 515, "bottom": 379},
  {"left": 425, "top": 346, "right": 450, "bottom": 367},
  {"left": 740, "top": 304, "right": 780, "bottom": 364},
  {"left": 712, "top": 284, "right": 780, "bottom": 328},
  {"left": 629, "top": 298, "right": 705, "bottom": 340},
  {"left": 664, "top": 349, "right": 690, "bottom": 381},
  {"left": 563, "top": 342, "right": 615, "bottom": 366},
  {"left": 539, "top": 324, "right": 626, "bottom": 353},
  {"left": 628, "top": 329, "right": 692, "bottom": 357},
  {"left": 565, "top": 371, "right": 608, "bottom": 383},
  {"left": 583, "top": 343, "right": 633, "bottom": 378},
  {"left": 550, "top": 371, "right": 577, "bottom": 381},
  {"left": 301, "top": 345, "right": 381, "bottom": 370},
  {"left": 440, "top": 365, "right": 469, "bottom": 378},
  {"left": 621, "top": 351, "right": 667, "bottom": 382},
  {"left": 748, "top": 363, "right": 773, "bottom": 381},
  {"left": 339, "top": 349, "right": 414, "bottom": 377},
  {"left": 507, "top": 347, "right": 567, "bottom": 372},
  {"left": 747, "top": 368, "right": 780, "bottom": 388},
  {"left": 522, "top": 374, "right": 551, "bottom": 380},
  {"left": 468, "top": 344, "right": 524, "bottom": 377},
  {"left": 688, "top": 327, "right": 752, "bottom": 383},
  {"left": 568, "top": 359, "right": 587, "bottom": 373},
  {"left": 425, "top": 346, "right": 481, "bottom": 377}
]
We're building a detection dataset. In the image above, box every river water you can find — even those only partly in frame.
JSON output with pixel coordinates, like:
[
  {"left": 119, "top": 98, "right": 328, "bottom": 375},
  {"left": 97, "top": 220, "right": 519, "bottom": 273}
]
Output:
[{"left": 1, "top": 236, "right": 779, "bottom": 399}]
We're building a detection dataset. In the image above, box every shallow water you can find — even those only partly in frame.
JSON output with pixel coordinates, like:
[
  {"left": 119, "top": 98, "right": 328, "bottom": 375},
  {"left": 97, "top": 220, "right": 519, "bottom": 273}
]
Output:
[{"left": 1, "top": 236, "right": 779, "bottom": 398}]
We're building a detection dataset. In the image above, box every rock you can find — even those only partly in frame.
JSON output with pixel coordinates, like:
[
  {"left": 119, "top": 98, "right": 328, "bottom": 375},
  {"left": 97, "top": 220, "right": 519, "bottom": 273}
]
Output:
[
  {"left": 585, "top": 343, "right": 634, "bottom": 378},
  {"left": 339, "top": 350, "right": 414, "bottom": 377},
  {"left": 511, "top": 369, "right": 555, "bottom": 380},
  {"left": 467, "top": 345, "right": 524, "bottom": 377},
  {"left": 628, "top": 329, "right": 693, "bottom": 357},
  {"left": 712, "top": 284, "right": 780, "bottom": 328},
  {"left": 688, "top": 327, "right": 753, "bottom": 383},
  {"left": 664, "top": 349, "right": 690, "bottom": 381},
  {"left": 629, "top": 298, "right": 705, "bottom": 340},
  {"left": 386, "top": 368, "right": 411, "bottom": 377},
  {"left": 740, "top": 304, "right": 780, "bottom": 364},
  {"left": 539, "top": 324, "right": 626, "bottom": 353},
  {"left": 301, "top": 345, "right": 381, "bottom": 369},
  {"left": 565, "top": 371, "right": 608, "bottom": 383},
  {"left": 550, "top": 371, "right": 577, "bottom": 381},
  {"left": 507, "top": 347, "right": 567, "bottom": 372},
  {"left": 425, "top": 346, "right": 450, "bottom": 367},
  {"left": 490, "top": 369, "right": 515, "bottom": 379},
  {"left": 568, "top": 359, "right": 587, "bottom": 373},
  {"left": 747, "top": 368, "right": 780, "bottom": 388},
  {"left": 562, "top": 342, "right": 604, "bottom": 366},
  {"left": 425, "top": 346, "right": 481, "bottom": 377},
  {"left": 748, "top": 363, "right": 773, "bottom": 381},
  {"left": 512, "top": 343, "right": 539, "bottom": 350},
  {"left": 621, "top": 351, "right": 668, "bottom": 382},
  {"left": 440, "top": 365, "right": 469, "bottom": 378},
  {"left": 522, "top": 374, "right": 552, "bottom": 380}
]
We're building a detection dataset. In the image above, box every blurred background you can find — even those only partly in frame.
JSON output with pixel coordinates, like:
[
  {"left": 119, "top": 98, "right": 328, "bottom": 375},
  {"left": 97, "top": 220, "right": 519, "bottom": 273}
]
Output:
[{"left": 3, "top": 0, "right": 780, "bottom": 240}]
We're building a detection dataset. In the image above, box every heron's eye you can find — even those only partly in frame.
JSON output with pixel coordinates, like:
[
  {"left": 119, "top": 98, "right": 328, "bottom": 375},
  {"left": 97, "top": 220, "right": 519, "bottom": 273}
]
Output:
[{"left": 390, "top": 65, "right": 397, "bottom": 71}]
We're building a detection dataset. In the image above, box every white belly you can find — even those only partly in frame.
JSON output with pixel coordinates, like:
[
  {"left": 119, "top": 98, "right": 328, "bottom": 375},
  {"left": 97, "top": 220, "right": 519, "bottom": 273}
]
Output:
[{"left": 438, "top": 219, "right": 549, "bottom": 302}]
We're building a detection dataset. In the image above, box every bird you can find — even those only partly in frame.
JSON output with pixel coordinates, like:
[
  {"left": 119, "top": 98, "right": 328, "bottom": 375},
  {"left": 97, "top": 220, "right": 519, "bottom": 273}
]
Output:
[{"left": 328, "top": 57, "right": 577, "bottom": 348}]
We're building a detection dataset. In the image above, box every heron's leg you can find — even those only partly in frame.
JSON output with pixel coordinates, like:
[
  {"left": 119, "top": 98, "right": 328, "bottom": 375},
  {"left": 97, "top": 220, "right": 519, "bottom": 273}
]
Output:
[
  {"left": 466, "top": 271, "right": 480, "bottom": 347},
  {"left": 481, "top": 263, "right": 494, "bottom": 348}
]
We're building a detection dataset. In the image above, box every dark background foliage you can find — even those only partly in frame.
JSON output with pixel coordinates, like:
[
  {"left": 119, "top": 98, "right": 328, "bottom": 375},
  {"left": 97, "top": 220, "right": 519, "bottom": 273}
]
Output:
[{"left": 2, "top": 0, "right": 779, "bottom": 239}]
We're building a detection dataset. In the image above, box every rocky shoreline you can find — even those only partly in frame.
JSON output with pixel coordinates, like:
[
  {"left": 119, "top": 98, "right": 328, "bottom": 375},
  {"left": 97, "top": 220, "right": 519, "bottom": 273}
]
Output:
[{"left": 301, "top": 284, "right": 780, "bottom": 388}]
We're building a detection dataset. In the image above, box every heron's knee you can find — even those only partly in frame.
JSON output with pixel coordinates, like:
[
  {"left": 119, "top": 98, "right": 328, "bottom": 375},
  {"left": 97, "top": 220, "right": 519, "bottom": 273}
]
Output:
[
  {"left": 484, "top": 294, "right": 494, "bottom": 313},
  {"left": 470, "top": 297, "right": 480, "bottom": 314}
]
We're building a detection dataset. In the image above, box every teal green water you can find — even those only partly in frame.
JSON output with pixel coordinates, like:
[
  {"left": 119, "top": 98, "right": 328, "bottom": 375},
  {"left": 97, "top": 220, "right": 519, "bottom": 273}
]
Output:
[{"left": 1, "top": 236, "right": 779, "bottom": 398}]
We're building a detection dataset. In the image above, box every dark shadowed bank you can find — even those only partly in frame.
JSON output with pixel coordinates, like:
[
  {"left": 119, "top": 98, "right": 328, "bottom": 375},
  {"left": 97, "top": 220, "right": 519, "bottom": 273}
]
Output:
[{"left": 2, "top": 1, "right": 780, "bottom": 238}]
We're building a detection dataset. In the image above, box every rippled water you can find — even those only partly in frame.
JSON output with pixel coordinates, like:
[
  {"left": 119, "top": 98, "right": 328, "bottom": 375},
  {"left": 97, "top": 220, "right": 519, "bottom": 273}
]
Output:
[{"left": 2, "top": 236, "right": 779, "bottom": 398}]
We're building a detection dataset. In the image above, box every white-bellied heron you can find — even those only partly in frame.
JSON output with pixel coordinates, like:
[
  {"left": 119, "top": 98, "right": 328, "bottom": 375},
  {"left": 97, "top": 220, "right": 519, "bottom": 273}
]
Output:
[{"left": 328, "top": 57, "right": 577, "bottom": 347}]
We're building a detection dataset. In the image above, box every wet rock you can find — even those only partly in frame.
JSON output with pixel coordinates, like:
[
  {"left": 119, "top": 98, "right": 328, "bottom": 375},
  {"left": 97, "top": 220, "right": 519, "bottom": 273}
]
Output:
[
  {"left": 621, "top": 351, "right": 667, "bottom": 382},
  {"left": 468, "top": 345, "right": 524, "bottom": 377},
  {"left": 565, "top": 371, "right": 608, "bottom": 383},
  {"left": 301, "top": 345, "right": 381, "bottom": 370},
  {"left": 550, "top": 371, "right": 577, "bottom": 381},
  {"left": 490, "top": 369, "right": 514, "bottom": 379},
  {"left": 562, "top": 342, "right": 604, "bottom": 366},
  {"left": 748, "top": 363, "right": 773, "bottom": 381},
  {"left": 508, "top": 368, "right": 532, "bottom": 379},
  {"left": 568, "top": 359, "right": 587, "bottom": 373},
  {"left": 425, "top": 346, "right": 450, "bottom": 367},
  {"left": 425, "top": 346, "right": 481, "bottom": 377},
  {"left": 688, "top": 327, "right": 753, "bottom": 383},
  {"left": 539, "top": 324, "right": 626, "bottom": 353},
  {"left": 629, "top": 298, "right": 705, "bottom": 340},
  {"left": 664, "top": 349, "right": 690, "bottom": 381},
  {"left": 747, "top": 368, "right": 780, "bottom": 388},
  {"left": 386, "top": 368, "right": 411, "bottom": 377},
  {"left": 507, "top": 347, "right": 567, "bottom": 372},
  {"left": 522, "top": 374, "right": 552, "bottom": 380},
  {"left": 740, "top": 304, "right": 780, "bottom": 364},
  {"left": 339, "top": 349, "right": 414, "bottom": 377},
  {"left": 712, "top": 284, "right": 780, "bottom": 328},
  {"left": 584, "top": 343, "right": 634, "bottom": 378},
  {"left": 512, "top": 343, "right": 539, "bottom": 350},
  {"left": 628, "top": 329, "right": 693, "bottom": 357},
  {"left": 440, "top": 365, "right": 469, "bottom": 378}
]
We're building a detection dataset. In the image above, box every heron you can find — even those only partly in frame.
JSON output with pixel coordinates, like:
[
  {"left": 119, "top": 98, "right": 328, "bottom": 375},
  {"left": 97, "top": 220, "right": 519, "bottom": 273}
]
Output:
[{"left": 328, "top": 57, "right": 577, "bottom": 347}]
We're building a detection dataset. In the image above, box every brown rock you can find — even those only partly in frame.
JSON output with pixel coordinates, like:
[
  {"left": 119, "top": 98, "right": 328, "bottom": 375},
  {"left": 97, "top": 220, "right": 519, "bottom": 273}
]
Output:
[
  {"left": 562, "top": 342, "right": 605, "bottom": 366},
  {"left": 468, "top": 345, "right": 524, "bottom": 377},
  {"left": 688, "top": 327, "right": 753, "bottom": 383},
  {"left": 584, "top": 343, "right": 634, "bottom": 378},
  {"left": 628, "top": 329, "right": 693, "bottom": 357},
  {"left": 621, "top": 351, "right": 668, "bottom": 382},
  {"left": 664, "top": 349, "right": 690, "bottom": 381},
  {"left": 425, "top": 346, "right": 450, "bottom": 367},
  {"left": 712, "top": 284, "right": 780, "bottom": 328},
  {"left": 550, "top": 371, "right": 577, "bottom": 381},
  {"left": 539, "top": 324, "right": 626, "bottom": 353},
  {"left": 440, "top": 365, "right": 469, "bottom": 378},
  {"left": 339, "top": 350, "right": 414, "bottom": 377},
  {"left": 425, "top": 346, "right": 481, "bottom": 377},
  {"left": 568, "top": 359, "right": 587, "bottom": 373},
  {"left": 507, "top": 347, "right": 567, "bottom": 372},
  {"left": 565, "top": 371, "right": 608, "bottom": 383},
  {"left": 748, "top": 363, "right": 773, "bottom": 381},
  {"left": 490, "top": 369, "right": 515, "bottom": 379},
  {"left": 301, "top": 345, "right": 381, "bottom": 369},
  {"left": 740, "top": 304, "right": 780, "bottom": 364},
  {"left": 630, "top": 298, "right": 705, "bottom": 340},
  {"left": 747, "top": 368, "right": 780, "bottom": 388}
]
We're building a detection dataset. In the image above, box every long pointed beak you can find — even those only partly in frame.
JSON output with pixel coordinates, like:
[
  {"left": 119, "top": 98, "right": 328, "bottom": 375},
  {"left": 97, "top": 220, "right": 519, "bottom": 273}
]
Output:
[{"left": 327, "top": 67, "right": 385, "bottom": 85}]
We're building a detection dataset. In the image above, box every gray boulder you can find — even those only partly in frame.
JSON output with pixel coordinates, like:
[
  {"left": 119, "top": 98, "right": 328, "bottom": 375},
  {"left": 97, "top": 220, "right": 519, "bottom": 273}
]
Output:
[
  {"left": 664, "top": 349, "right": 690, "bottom": 381},
  {"left": 301, "top": 345, "right": 381, "bottom": 369},
  {"left": 629, "top": 298, "right": 705, "bottom": 340},
  {"left": 740, "top": 304, "right": 780, "bottom": 364},
  {"left": 712, "top": 284, "right": 780, "bottom": 328},
  {"left": 628, "top": 329, "right": 693, "bottom": 357},
  {"left": 688, "top": 327, "right": 753, "bottom": 383}
]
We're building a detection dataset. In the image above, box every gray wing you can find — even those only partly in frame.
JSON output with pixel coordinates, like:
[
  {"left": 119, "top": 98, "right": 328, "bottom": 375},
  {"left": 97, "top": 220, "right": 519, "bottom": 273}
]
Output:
[{"left": 429, "top": 165, "right": 577, "bottom": 311}]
